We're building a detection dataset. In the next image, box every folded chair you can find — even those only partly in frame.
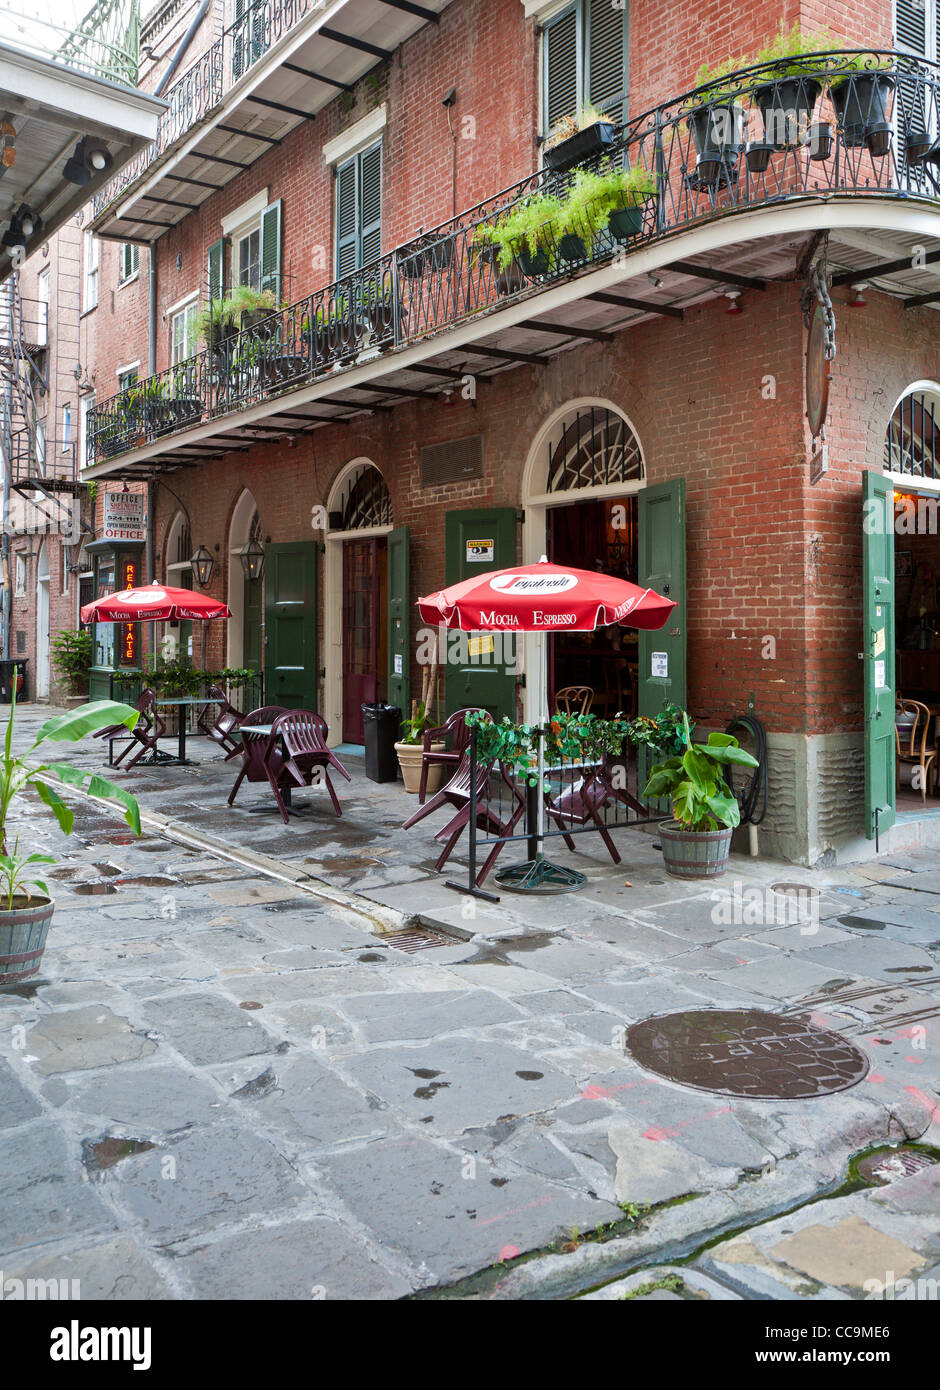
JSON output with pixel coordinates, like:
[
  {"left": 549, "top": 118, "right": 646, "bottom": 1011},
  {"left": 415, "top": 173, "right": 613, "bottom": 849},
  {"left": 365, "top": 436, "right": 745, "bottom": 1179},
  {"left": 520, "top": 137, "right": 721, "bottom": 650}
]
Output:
[
  {"left": 545, "top": 752, "right": 647, "bottom": 866},
  {"left": 418, "top": 707, "right": 485, "bottom": 803},
  {"left": 197, "top": 683, "right": 245, "bottom": 759},
  {"left": 227, "top": 705, "right": 288, "bottom": 809},
  {"left": 93, "top": 688, "right": 165, "bottom": 769},
  {"left": 402, "top": 744, "right": 526, "bottom": 886}
]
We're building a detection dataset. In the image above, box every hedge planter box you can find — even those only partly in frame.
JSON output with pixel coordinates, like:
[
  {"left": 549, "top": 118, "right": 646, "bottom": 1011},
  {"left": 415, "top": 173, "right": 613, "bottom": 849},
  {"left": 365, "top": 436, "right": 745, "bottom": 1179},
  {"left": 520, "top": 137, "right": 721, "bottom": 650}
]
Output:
[
  {"left": 395, "top": 741, "right": 445, "bottom": 795},
  {"left": 658, "top": 821, "right": 733, "bottom": 879},
  {"left": 544, "top": 120, "right": 617, "bottom": 174},
  {"left": 753, "top": 75, "right": 822, "bottom": 146},
  {"left": 0, "top": 896, "right": 54, "bottom": 985},
  {"left": 831, "top": 73, "right": 894, "bottom": 147}
]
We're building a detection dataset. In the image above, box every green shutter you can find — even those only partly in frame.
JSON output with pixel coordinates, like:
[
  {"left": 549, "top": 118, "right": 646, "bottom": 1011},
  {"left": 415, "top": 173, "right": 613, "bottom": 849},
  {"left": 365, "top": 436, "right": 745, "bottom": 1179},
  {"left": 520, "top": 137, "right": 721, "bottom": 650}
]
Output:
[
  {"left": 637, "top": 479, "right": 686, "bottom": 795},
  {"left": 588, "top": 0, "right": 627, "bottom": 123},
  {"left": 336, "top": 157, "right": 358, "bottom": 277},
  {"left": 260, "top": 199, "right": 282, "bottom": 297},
  {"left": 862, "top": 471, "right": 896, "bottom": 840},
  {"left": 896, "top": 0, "right": 927, "bottom": 54},
  {"left": 544, "top": 5, "right": 580, "bottom": 133},
  {"left": 359, "top": 143, "right": 383, "bottom": 267},
  {"left": 387, "top": 525, "right": 410, "bottom": 715},
  {"left": 207, "top": 236, "right": 225, "bottom": 302},
  {"left": 444, "top": 508, "right": 518, "bottom": 721}
]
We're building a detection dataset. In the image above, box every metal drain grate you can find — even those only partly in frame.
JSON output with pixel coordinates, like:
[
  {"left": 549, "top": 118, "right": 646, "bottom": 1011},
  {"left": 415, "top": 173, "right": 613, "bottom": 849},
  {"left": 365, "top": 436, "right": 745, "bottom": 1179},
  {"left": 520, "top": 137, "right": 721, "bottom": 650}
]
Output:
[
  {"left": 857, "top": 1147, "right": 939, "bottom": 1186},
  {"left": 382, "top": 926, "right": 454, "bottom": 954}
]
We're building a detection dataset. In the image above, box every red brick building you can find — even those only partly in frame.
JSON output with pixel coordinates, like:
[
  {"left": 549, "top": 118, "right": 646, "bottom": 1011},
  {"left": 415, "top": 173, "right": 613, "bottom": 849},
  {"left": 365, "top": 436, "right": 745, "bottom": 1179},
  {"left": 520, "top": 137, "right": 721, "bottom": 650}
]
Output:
[{"left": 36, "top": 0, "right": 940, "bottom": 864}]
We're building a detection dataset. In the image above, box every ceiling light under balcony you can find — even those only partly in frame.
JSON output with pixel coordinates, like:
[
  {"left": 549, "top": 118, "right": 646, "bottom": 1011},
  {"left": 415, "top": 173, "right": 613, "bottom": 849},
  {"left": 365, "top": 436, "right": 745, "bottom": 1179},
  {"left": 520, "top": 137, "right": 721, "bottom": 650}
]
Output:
[
  {"left": 848, "top": 282, "right": 868, "bottom": 308},
  {"left": 724, "top": 290, "right": 743, "bottom": 315},
  {"left": 63, "top": 137, "right": 113, "bottom": 187}
]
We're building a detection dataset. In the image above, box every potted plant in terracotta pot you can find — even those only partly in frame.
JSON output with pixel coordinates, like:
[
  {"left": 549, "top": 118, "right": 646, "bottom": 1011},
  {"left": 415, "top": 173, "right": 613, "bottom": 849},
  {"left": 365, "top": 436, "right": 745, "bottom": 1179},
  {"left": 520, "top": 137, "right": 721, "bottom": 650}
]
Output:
[
  {"left": 0, "top": 691, "right": 142, "bottom": 986},
  {"left": 642, "top": 712, "right": 758, "bottom": 878},
  {"left": 394, "top": 701, "right": 446, "bottom": 795}
]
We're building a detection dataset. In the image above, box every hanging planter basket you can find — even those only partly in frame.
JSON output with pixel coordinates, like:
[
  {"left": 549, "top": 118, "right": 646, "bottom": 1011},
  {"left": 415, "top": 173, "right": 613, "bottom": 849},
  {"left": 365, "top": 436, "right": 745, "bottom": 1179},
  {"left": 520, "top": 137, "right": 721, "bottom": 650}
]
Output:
[
  {"left": 400, "top": 234, "right": 455, "bottom": 279},
  {"left": 753, "top": 75, "right": 822, "bottom": 147},
  {"left": 557, "top": 233, "right": 586, "bottom": 264},
  {"left": 514, "top": 242, "right": 551, "bottom": 278},
  {"left": 687, "top": 101, "right": 746, "bottom": 157},
  {"left": 830, "top": 72, "right": 894, "bottom": 147},
  {"left": 607, "top": 196, "right": 652, "bottom": 241},
  {"left": 543, "top": 120, "right": 617, "bottom": 173}
]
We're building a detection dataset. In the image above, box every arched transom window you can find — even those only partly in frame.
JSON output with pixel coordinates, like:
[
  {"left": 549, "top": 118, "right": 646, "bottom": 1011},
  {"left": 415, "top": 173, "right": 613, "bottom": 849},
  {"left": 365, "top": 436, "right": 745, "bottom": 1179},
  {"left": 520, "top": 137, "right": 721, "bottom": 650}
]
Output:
[
  {"left": 546, "top": 406, "right": 643, "bottom": 493},
  {"left": 334, "top": 463, "right": 392, "bottom": 530},
  {"left": 885, "top": 389, "right": 940, "bottom": 480}
]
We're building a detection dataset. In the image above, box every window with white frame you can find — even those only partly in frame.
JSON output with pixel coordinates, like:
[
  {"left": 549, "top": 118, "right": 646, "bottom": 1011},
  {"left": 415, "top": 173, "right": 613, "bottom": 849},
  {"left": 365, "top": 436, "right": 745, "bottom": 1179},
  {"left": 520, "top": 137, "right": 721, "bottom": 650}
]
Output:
[
  {"left": 171, "top": 299, "right": 198, "bottom": 365},
  {"left": 82, "top": 230, "right": 99, "bottom": 311},
  {"left": 118, "top": 366, "right": 139, "bottom": 394},
  {"left": 79, "top": 393, "right": 95, "bottom": 469},
  {"left": 541, "top": 0, "right": 628, "bottom": 138},
  {"left": 33, "top": 414, "right": 45, "bottom": 474},
  {"left": 62, "top": 546, "right": 70, "bottom": 595},
  {"left": 37, "top": 267, "right": 49, "bottom": 348},
  {"left": 14, "top": 554, "right": 26, "bottom": 596},
  {"left": 119, "top": 242, "right": 139, "bottom": 282},
  {"left": 62, "top": 403, "right": 72, "bottom": 451}
]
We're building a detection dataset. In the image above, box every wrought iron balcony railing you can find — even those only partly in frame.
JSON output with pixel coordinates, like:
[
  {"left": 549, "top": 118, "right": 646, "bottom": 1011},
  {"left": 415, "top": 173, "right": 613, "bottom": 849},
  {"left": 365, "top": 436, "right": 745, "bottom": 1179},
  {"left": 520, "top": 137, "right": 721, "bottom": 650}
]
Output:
[
  {"left": 89, "top": 49, "right": 940, "bottom": 466},
  {"left": 92, "top": 0, "right": 313, "bottom": 217}
]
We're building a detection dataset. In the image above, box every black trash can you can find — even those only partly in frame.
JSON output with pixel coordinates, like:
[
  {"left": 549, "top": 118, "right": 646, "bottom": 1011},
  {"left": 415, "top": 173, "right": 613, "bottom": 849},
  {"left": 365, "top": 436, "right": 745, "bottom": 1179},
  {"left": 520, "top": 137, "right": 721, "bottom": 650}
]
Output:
[
  {"left": 362, "top": 701, "right": 402, "bottom": 783},
  {"left": 0, "top": 658, "right": 28, "bottom": 703}
]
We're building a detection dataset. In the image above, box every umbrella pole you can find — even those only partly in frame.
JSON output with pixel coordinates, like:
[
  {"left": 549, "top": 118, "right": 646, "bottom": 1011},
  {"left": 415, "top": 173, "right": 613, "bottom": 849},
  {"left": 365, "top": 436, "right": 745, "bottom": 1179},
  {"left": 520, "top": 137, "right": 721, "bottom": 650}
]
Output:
[{"left": 496, "top": 626, "right": 585, "bottom": 895}]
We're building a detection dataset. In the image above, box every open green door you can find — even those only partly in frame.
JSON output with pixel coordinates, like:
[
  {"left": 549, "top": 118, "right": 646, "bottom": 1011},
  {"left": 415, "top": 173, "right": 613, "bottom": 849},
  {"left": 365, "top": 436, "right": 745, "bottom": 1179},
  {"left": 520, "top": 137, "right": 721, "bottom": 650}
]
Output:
[
  {"left": 444, "top": 507, "right": 517, "bottom": 720},
  {"left": 387, "top": 525, "right": 410, "bottom": 717},
  {"left": 264, "top": 541, "right": 319, "bottom": 710},
  {"left": 637, "top": 480, "right": 687, "bottom": 792},
  {"left": 863, "top": 470, "right": 895, "bottom": 840}
]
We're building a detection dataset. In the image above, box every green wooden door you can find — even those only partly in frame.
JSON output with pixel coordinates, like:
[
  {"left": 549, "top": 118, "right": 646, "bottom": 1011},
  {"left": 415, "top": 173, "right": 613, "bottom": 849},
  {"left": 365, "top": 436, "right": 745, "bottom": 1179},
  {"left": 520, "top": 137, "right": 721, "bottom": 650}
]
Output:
[
  {"left": 444, "top": 507, "right": 517, "bottom": 720},
  {"left": 264, "top": 542, "right": 319, "bottom": 710},
  {"left": 637, "top": 480, "right": 686, "bottom": 792},
  {"left": 243, "top": 576, "right": 263, "bottom": 674},
  {"left": 387, "top": 525, "right": 410, "bottom": 717},
  {"left": 863, "top": 470, "right": 896, "bottom": 839}
]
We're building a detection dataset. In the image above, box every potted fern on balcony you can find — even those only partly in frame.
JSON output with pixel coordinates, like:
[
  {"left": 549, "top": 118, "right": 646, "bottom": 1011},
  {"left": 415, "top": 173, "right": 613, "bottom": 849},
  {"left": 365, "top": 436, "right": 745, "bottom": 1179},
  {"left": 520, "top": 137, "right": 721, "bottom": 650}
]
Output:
[
  {"left": 642, "top": 713, "right": 758, "bottom": 878},
  {"left": 543, "top": 104, "right": 618, "bottom": 174}
]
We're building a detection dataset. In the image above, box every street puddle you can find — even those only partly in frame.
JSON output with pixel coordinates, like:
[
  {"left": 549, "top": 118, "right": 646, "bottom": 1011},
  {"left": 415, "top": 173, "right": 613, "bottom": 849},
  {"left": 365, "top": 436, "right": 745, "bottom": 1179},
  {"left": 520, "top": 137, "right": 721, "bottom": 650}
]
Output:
[
  {"left": 113, "top": 876, "right": 179, "bottom": 888},
  {"left": 82, "top": 1136, "right": 156, "bottom": 1174},
  {"left": 73, "top": 883, "right": 119, "bottom": 895}
]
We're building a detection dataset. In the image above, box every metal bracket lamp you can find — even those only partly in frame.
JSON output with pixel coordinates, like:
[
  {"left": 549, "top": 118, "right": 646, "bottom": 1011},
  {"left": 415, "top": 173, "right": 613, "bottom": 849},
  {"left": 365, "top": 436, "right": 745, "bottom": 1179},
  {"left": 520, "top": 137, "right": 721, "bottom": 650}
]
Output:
[
  {"left": 191, "top": 545, "right": 214, "bottom": 588},
  {"left": 239, "top": 537, "right": 264, "bottom": 582}
]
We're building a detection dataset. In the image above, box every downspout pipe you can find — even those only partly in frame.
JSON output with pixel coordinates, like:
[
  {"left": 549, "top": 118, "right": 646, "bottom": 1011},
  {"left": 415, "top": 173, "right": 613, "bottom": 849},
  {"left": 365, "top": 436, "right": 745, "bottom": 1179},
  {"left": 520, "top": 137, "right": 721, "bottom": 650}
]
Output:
[{"left": 155, "top": 0, "right": 212, "bottom": 97}]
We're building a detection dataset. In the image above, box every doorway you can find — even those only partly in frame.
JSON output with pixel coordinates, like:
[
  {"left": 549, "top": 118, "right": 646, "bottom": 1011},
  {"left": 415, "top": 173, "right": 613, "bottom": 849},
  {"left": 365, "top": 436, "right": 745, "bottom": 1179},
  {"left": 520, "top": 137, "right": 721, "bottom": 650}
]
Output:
[
  {"left": 36, "top": 540, "right": 50, "bottom": 699},
  {"left": 546, "top": 494, "right": 638, "bottom": 715},
  {"left": 342, "top": 536, "right": 388, "bottom": 743},
  {"left": 227, "top": 490, "right": 263, "bottom": 676}
]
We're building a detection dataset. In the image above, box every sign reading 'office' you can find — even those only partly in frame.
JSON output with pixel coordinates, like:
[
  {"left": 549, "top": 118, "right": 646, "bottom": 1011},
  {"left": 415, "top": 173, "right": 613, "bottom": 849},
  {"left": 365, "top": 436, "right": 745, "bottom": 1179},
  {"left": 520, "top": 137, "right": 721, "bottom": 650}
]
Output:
[{"left": 102, "top": 492, "right": 146, "bottom": 543}]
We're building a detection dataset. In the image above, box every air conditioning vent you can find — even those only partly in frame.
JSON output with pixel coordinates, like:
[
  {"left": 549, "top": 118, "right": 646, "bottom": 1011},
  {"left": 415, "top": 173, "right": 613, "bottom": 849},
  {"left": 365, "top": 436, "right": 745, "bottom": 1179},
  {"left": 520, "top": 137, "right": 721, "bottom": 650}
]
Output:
[{"left": 419, "top": 434, "right": 483, "bottom": 488}]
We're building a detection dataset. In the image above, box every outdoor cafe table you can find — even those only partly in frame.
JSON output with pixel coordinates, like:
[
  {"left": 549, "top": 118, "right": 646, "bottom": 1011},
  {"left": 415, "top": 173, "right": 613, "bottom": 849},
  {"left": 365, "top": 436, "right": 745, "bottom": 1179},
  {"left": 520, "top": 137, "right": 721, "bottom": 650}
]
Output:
[{"left": 152, "top": 696, "right": 216, "bottom": 767}]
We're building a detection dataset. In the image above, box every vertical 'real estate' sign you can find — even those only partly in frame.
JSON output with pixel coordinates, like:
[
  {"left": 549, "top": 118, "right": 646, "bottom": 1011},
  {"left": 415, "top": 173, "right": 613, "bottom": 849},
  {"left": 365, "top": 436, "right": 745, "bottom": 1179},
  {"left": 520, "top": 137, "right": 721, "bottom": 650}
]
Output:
[
  {"left": 102, "top": 491, "right": 146, "bottom": 543},
  {"left": 120, "top": 558, "right": 138, "bottom": 665}
]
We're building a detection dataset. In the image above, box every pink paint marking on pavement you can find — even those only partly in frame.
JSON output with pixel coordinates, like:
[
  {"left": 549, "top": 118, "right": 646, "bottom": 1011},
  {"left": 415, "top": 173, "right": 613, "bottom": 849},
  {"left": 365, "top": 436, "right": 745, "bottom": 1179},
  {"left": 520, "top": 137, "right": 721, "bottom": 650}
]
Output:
[
  {"left": 643, "top": 1105, "right": 732, "bottom": 1141},
  {"left": 905, "top": 1085, "right": 940, "bottom": 1124},
  {"left": 868, "top": 1073, "right": 885, "bottom": 1084},
  {"left": 498, "top": 1245, "right": 520, "bottom": 1262},
  {"left": 580, "top": 1079, "right": 655, "bottom": 1101},
  {"left": 906, "top": 1056, "right": 924, "bottom": 1064}
]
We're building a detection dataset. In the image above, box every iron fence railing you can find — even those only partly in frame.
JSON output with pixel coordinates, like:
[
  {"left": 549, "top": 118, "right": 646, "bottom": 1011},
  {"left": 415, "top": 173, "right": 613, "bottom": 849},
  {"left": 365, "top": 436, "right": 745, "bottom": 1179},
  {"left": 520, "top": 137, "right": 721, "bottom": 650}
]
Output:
[
  {"left": 90, "top": 50, "right": 940, "bottom": 466},
  {"left": 93, "top": 0, "right": 313, "bottom": 218}
]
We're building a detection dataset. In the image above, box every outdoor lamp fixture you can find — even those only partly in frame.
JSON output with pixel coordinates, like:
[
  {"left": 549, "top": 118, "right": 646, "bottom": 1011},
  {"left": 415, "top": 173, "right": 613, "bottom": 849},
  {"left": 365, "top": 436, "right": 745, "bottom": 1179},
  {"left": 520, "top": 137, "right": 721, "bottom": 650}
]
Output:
[
  {"left": 190, "top": 545, "right": 214, "bottom": 588},
  {"left": 847, "top": 282, "right": 868, "bottom": 308},
  {"left": 63, "top": 137, "right": 113, "bottom": 187},
  {"left": 2, "top": 204, "right": 40, "bottom": 249},
  {"left": 724, "top": 290, "right": 743, "bottom": 315},
  {"left": 239, "top": 536, "right": 264, "bottom": 582}
]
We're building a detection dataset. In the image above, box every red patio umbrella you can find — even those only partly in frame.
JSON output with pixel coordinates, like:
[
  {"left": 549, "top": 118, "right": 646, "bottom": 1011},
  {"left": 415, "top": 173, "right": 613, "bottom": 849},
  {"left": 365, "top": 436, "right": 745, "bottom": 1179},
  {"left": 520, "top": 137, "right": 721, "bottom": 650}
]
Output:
[
  {"left": 80, "top": 583, "right": 231, "bottom": 623},
  {"left": 417, "top": 557, "right": 676, "bottom": 891}
]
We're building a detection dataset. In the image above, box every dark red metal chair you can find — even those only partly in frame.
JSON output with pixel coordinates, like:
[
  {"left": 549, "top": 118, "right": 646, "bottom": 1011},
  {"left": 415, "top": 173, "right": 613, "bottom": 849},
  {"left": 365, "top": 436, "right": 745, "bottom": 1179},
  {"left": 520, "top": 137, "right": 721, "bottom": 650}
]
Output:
[
  {"left": 545, "top": 753, "right": 646, "bottom": 866},
  {"left": 197, "top": 683, "right": 245, "bottom": 759},
  {"left": 418, "top": 707, "right": 485, "bottom": 803},
  {"left": 93, "top": 688, "right": 165, "bottom": 769},
  {"left": 273, "top": 710, "right": 352, "bottom": 822},
  {"left": 227, "top": 705, "right": 288, "bottom": 810},
  {"left": 402, "top": 741, "right": 526, "bottom": 886}
]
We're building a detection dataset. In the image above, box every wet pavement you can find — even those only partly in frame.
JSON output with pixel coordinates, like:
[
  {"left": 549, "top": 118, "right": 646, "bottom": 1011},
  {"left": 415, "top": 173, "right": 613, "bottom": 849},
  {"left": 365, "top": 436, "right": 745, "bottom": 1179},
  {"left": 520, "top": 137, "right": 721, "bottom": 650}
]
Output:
[{"left": 0, "top": 708, "right": 938, "bottom": 1299}]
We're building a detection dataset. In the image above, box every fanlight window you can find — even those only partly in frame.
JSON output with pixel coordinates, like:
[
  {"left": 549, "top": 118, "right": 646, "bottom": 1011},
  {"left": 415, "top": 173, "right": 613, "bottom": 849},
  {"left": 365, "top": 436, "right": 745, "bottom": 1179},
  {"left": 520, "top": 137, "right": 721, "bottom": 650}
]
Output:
[
  {"left": 546, "top": 407, "right": 643, "bottom": 493},
  {"left": 335, "top": 464, "right": 392, "bottom": 530},
  {"left": 885, "top": 391, "right": 940, "bottom": 480}
]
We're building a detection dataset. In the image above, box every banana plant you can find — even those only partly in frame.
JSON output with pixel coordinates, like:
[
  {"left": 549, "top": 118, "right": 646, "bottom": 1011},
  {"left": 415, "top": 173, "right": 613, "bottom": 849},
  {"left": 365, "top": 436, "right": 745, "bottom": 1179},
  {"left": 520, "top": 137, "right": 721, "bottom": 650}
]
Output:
[
  {"left": 642, "top": 712, "right": 758, "bottom": 831},
  {"left": 0, "top": 689, "right": 142, "bottom": 857}
]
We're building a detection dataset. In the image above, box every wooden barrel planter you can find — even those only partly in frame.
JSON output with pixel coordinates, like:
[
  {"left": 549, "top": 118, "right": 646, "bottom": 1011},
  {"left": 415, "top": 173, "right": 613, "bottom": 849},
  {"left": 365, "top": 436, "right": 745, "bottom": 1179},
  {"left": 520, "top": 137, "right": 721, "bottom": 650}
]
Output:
[
  {"left": 0, "top": 897, "right": 54, "bottom": 985},
  {"left": 658, "top": 821, "right": 733, "bottom": 879}
]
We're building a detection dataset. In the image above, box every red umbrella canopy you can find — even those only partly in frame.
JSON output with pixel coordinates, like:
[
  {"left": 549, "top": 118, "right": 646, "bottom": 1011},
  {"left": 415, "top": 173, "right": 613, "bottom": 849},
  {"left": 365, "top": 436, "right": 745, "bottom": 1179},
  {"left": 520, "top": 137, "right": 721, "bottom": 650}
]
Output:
[
  {"left": 417, "top": 559, "right": 675, "bottom": 633},
  {"left": 80, "top": 583, "right": 232, "bottom": 624}
]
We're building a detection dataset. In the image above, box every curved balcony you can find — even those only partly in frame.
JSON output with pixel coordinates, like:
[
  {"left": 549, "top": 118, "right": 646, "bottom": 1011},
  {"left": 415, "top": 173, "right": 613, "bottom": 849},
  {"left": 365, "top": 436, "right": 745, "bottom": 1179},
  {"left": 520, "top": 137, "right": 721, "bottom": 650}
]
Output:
[{"left": 89, "top": 49, "right": 940, "bottom": 467}]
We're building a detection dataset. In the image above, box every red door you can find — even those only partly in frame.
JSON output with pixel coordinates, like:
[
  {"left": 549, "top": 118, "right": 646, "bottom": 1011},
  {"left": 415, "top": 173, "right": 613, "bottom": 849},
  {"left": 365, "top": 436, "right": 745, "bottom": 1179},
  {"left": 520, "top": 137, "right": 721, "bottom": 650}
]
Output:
[{"left": 343, "top": 538, "right": 379, "bottom": 743}]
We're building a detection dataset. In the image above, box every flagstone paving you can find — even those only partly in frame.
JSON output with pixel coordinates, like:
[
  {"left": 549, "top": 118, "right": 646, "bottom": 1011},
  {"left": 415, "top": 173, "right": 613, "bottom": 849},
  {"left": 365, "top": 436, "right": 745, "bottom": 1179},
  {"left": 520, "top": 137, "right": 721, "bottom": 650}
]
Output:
[{"left": 0, "top": 708, "right": 938, "bottom": 1298}]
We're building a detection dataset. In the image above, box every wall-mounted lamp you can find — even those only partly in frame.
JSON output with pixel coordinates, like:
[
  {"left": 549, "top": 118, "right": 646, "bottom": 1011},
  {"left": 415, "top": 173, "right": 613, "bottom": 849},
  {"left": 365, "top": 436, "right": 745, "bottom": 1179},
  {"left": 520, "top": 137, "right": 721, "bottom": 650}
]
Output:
[
  {"left": 63, "top": 137, "right": 113, "bottom": 187},
  {"left": 848, "top": 282, "right": 868, "bottom": 308},
  {"left": 724, "top": 290, "right": 743, "bottom": 315},
  {"left": 190, "top": 544, "right": 214, "bottom": 587},
  {"left": 239, "top": 537, "right": 264, "bottom": 582}
]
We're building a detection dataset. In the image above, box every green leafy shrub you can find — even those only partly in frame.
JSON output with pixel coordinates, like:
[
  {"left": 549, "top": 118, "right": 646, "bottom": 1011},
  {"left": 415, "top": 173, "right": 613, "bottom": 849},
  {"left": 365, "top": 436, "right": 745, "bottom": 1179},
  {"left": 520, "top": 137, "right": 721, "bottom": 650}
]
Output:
[
  {"left": 51, "top": 630, "right": 93, "bottom": 695},
  {"left": 642, "top": 712, "right": 758, "bottom": 831}
]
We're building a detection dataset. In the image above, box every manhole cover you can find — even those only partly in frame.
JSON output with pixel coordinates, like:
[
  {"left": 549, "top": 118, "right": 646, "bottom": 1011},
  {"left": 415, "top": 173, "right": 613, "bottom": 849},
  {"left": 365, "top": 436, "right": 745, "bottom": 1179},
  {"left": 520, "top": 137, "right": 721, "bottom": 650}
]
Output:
[
  {"left": 625, "top": 1008, "right": 870, "bottom": 1100},
  {"left": 771, "top": 882, "right": 820, "bottom": 899},
  {"left": 383, "top": 927, "right": 453, "bottom": 954},
  {"left": 856, "top": 1147, "right": 938, "bottom": 1186}
]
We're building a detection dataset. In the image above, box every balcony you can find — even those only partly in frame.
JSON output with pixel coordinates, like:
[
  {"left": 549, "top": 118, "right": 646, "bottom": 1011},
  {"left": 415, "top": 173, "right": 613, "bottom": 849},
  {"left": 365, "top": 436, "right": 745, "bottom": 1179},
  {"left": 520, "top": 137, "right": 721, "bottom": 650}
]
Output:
[
  {"left": 92, "top": 0, "right": 449, "bottom": 241},
  {"left": 87, "top": 49, "right": 940, "bottom": 476}
]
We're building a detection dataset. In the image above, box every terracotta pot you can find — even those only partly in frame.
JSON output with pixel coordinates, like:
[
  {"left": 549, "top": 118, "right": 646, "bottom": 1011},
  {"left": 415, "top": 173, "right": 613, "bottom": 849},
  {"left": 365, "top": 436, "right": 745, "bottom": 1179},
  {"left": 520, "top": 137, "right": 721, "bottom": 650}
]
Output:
[
  {"left": 0, "top": 895, "right": 54, "bottom": 985},
  {"left": 395, "top": 741, "right": 445, "bottom": 795}
]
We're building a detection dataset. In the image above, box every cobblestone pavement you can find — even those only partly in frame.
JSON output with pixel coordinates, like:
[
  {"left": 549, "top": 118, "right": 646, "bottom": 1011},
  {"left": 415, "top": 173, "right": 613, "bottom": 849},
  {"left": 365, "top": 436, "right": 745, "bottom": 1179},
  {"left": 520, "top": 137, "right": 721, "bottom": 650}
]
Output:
[{"left": 1, "top": 709, "right": 938, "bottom": 1299}]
